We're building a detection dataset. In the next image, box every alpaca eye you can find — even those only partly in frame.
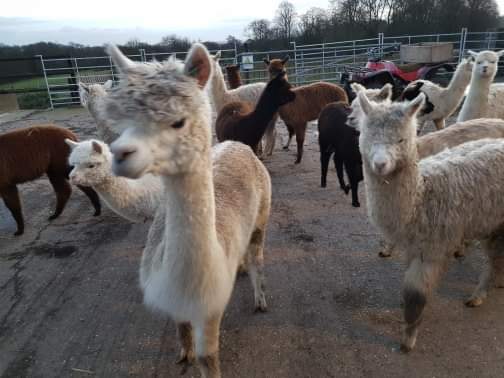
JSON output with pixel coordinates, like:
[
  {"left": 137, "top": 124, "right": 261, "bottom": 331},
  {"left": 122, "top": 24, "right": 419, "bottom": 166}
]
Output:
[
  {"left": 172, "top": 119, "right": 185, "bottom": 129},
  {"left": 398, "top": 138, "right": 405, "bottom": 143},
  {"left": 88, "top": 164, "right": 95, "bottom": 169}
]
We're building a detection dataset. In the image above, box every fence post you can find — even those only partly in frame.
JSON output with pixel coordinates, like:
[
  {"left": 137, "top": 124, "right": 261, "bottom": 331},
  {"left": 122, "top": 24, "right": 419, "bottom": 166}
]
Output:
[
  {"left": 139, "top": 48, "right": 146, "bottom": 62},
  {"left": 322, "top": 43, "right": 325, "bottom": 81},
  {"left": 37, "top": 54, "right": 53, "bottom": 110},
  {"left": 234, "top": 41, "right": 238, "bottom": 64},
  {"left": 458, "top": 27, "right": 468, "bottom": 62},
  {"left": 290, "top": 41, "right": 298, "bottom": 85},
  {"left": 109, "top": 56, "right": 116, "bottom": 82}
]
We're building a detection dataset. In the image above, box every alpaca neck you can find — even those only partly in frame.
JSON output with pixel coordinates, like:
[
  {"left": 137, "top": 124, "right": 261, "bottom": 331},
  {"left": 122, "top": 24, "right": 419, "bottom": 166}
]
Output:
[
  {"left": 365, "top": 148, "right": 422, "bottom": 242},
  {"left": 462, "top": 75, "right": 492, "bottom": 118},
  {"left": 443, "top": 65, "right": 470, "bottom": 102},
  {"left": 210, "top": 64, "right": 229, "bottom": 112},
  {"left": 247, "top": 89, "right": 282, "bottom": 144},
  {"left": 161, "top": 155, "right": 222, "bottom": 270}
]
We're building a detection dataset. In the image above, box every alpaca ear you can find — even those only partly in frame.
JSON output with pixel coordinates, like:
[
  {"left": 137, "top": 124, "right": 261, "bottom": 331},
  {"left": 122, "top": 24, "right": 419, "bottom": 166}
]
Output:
[
  {"left": 65, "top": 139, "right": 79, "bottom": 150},
  {"left": 282, "top": 55, "right": 290, "bottom": 64},
  {"left": 497, "top": 50, "right": 504, "bottom": 58},
  {"left": 350, "top": 82, "right": 365, "bottom": 94},
  {"left": 357, "top": 91, "right": 375, "bottom": 116},
  {"left": 404, "top": 93, "right": 425, "bottom": 117},
  {"left": 377, "top": 83, "right": 393, "bottom": 101},
  {"left": 79, "top": 82, "right": 90, "bottom": 93},
  {"left": 106, "top": 44, "right": 136, "bottom": 74},
  {"left": 263, "top": 58, "right": 270, "bottom": 66},
  {"left": 184, "top": 43, "right": 212, "bottom": 88},
  {"left": 468, "top": 50, "right": 478, "bottom": 58},
  {"left": 92, "top": 141, "right": 103, "bottom": 154},
  {"left": 103, "top": 80, "right": 113, "bottom": 90}
]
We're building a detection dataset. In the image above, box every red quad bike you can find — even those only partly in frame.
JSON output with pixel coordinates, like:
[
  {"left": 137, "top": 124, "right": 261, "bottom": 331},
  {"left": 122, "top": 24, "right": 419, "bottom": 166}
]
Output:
[{"left": 341, "top": 45, "right": 454, "bottom": 101}]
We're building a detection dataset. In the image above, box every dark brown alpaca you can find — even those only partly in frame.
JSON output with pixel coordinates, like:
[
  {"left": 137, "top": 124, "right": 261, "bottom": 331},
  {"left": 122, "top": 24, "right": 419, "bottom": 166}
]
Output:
[
  {"left": 215, "top": 72, "right": 296, "bottom": 154},
  {"left": 225, "top": 64, "right": 242, "bottom": 89},
  {"left": 0, "top": 125, "right": 101, "bottom": 235}
]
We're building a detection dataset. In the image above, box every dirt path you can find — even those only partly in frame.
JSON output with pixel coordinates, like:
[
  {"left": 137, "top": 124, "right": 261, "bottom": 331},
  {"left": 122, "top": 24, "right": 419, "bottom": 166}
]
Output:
[{"left": 1, "top": 109, "right": 503, "bottom": 377}]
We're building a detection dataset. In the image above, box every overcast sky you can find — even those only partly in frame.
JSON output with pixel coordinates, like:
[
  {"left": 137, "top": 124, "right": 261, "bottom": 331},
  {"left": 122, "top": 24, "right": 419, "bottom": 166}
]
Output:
[{"left": 1, "top": 0, "right": 504, "bottom": 46}]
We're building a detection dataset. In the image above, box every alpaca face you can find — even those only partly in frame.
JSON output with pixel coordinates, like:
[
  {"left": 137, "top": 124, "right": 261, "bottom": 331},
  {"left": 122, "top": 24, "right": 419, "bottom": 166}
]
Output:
[
  {"left": 347, "top": 83, "right": 393, "bottom": 129},
  {"left": 79, "top": 82, "right": 109, "bottom": 109},
  {"left": 265, "top": 56, "right": 289, "bottom": 79},
  {"left": 268, "top": 73, "right": 296, "bottom": 106},
  {"left": 104, "top": 43, "right": 212, "bottom": 179},
  {"left": 357, "top": 91, "right": 424, "bottom": 177},
  {"left": 469, "top": 50, "right": 504, "bottom": 80},
  {"left": 67, "top": 140, "right": 113, "bottom": 186}
]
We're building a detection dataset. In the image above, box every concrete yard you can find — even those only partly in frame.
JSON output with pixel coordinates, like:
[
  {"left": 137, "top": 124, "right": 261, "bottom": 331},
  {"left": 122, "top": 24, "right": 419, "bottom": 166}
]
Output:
[{"left": 1, "top": 108, "right": 504, "bottom": 377}]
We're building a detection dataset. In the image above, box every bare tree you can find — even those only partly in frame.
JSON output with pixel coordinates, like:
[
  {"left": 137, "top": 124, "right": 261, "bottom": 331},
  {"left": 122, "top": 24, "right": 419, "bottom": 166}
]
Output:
[
  {"left": 246, "top": 19, "right": 271, "bottom": 40},
  {"left": 274, "top": 1, "right": 298, "bottom": 41}
]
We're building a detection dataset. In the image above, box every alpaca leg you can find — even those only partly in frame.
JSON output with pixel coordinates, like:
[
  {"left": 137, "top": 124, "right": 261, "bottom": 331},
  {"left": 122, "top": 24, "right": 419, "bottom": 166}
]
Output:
[
  {"left": 76, "top": 185, "right": 101, "bottom": 216},
  {"left": 294, "top": 124, "right": 307, "bottom": 164},
  {"left": 320, "top": 150, "right": 331, "bottom": 188},
  {"left": 47, "top": 173, "right": 72, "bottom": 220},
  {"left": 195, "top": 315, "right": 222, "bottom": 378},
  {"left": 283, "top": 124, "right": 295, "bottom": 150},
  {"left": 466, "top": 233, "right": 504, "bottom": 307},
  {"left": 433, "top": 118, "right": 445, "bottom": 130},
  {"left": 333, "top": 155, "right": 349, "bottom": 193},
  {"left": 247, "top": 228, "right": 267, "bottom": 312},
  {"left": 401, "top": 257, "right": 443, "bottom": 352},
  {"left": 176, "top": 322, "right": 195, "bottom": 371},
  {"left": 263, "top": 119, "right": 277, "bottom": 156},
  {"left": 345, "top": 163, "right": 360, "bottom": 207},
  {"left": 1, "top": 185, "right": 24, "bottom": 236}
]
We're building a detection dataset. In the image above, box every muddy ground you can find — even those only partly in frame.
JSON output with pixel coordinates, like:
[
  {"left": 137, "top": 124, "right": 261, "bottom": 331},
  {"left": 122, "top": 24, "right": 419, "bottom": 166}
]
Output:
[{"left": 1, "top": 108, "right": 504, "bottom": 378}]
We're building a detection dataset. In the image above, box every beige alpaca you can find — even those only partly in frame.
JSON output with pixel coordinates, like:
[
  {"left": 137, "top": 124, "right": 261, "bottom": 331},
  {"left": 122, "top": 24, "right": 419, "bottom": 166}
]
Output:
[
  {"left": 103, "top": 43, "right": 271, "bottom": 378},
  {"left": 358, "top": 91, "right": 504, "bottom": 352}
]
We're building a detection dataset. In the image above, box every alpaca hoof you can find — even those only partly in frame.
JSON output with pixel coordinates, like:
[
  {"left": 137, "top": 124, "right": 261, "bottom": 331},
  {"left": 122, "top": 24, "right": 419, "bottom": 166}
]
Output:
[
  {"left": 14, "top": 229, "right": 24, "bottom": 236},
  {"left": 400, "top": 343, "right": 413, "bottom": 353},
  {"left": 352, "top": 201, "right": 360, "bottom": 208},
  {"left": 254, "top": 295, "right": 267, "bottom": 313},
  {"left": 321, "top": 183, "right": 327, "bottom": 188},
  {"left": 343, "top": 185, "right": 351, "bottom": 194},
  {"left": 378, "top": 250, "right": 392, "bottom": 258},
  {"left": 93, "top": 209, "right": 101, "bottom": 217},
  {"left": 48, "top": 214, "right": 59, "bottom": 221},
  {"left": 283, "top": 145, "right": 289, "bottom": 150},
  {"left": 294, "top": 159, "right": 301, "bottom": 164},
  {"left": 176, "top": 348, "right": 195, "bottom": 375},
  {"left": 453, "top": 250, "right": 464, "bottom": 259},
  {"left": 465, "top": 296, "right": 484, "bottom": 307}
]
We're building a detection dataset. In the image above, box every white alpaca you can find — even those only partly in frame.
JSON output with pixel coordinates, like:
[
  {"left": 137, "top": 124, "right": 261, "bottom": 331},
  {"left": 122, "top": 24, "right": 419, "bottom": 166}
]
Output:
[
  {"left": 66, "top": 139, "right": 163, "bottom": 223},
  {"left": 402, "top": 58, "right": 473, "bottom": 130},
  {"left": 358, "top": 91, "right": 504, "bottom": 352},
  {"left": 103, "top": 43, "right": 272, "bottom": 378},
  {"left": 457, "top": 50, "right": 504, "bottom": 122},
  {"left": 209, "top": 52, "right": 277, "bottom": 156},
  {"left": 79, "top": 80, "right": 120, "bottom": 144}
]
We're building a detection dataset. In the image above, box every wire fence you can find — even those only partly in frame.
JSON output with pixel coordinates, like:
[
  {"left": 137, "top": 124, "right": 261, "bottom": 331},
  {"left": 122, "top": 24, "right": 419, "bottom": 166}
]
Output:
[{"left": 2, "top": 28, "right": 504, "bottom": 109}]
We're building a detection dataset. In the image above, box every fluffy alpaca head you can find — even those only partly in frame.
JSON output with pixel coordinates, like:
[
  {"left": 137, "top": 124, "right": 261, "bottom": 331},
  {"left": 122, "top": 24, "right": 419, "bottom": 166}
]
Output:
[
  {"left": 79, "top": 80, "right": 112, "bottom": 108},
  {"left": 357, "top": 91, "right": 424, "bottom": 177},
  {"left": 347, "top": 83, "right": 393, "bottom": 129},
  {"left": 265, "top": 72, "right": 296, "bottom": 106},
  {"left": 468, "top": 50, "right": 504, "bottom": 81},
  {"left": 263, "top": 56, "right": 289, "bottom": 79},
  {"left": 104, "top": 43, "right": 213, "bottom": 179},
  {"left": 66, "top": 139, "right": 113, "bottom": 186}
]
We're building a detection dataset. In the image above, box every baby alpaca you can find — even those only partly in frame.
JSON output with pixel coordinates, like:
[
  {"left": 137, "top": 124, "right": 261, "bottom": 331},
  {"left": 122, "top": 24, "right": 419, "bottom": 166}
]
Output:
[
  {"left": 104, "top": 43, "right": 272, "bottom": 378},
  {"left": 215, "top": 72, "right": 296, "bottom": 153},
  {"left": 401, "top": 58, "right": 473, "bottom": 130},
  {"left": 457, "top": 50, "right": 504, "bottom": 122},
  {"left": 358, "top": 91, "right": 504, "bottom": 352},
  {"left": 0, "top": 125, "right": 101, "bottom": 235},
  {"left": 67, "top": 139, "right": 163, "bottom": 223},
  {"left": 79, "top": 80, "right": 120, "bottom": 144}
]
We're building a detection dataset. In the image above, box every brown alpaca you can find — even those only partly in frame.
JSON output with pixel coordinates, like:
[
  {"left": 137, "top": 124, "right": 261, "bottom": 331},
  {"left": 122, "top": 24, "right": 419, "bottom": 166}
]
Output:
[
  {"left": 0, "top": 125, "right": 101, "bottom": 235},
  {"left": 225, "top": 64, "right": 242, "bottom": 89},
  {"left": 281, "top": 82, "right": 349, "bottom": 163},
  {"left": 263, "top": 56, "right": 289, "bottom": 80},
  {"left": 216, "top": 72, "right": 296, "bottom": 153},
  {"left": 264, "top": 57, "right": 348, "bottom": 163}
]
